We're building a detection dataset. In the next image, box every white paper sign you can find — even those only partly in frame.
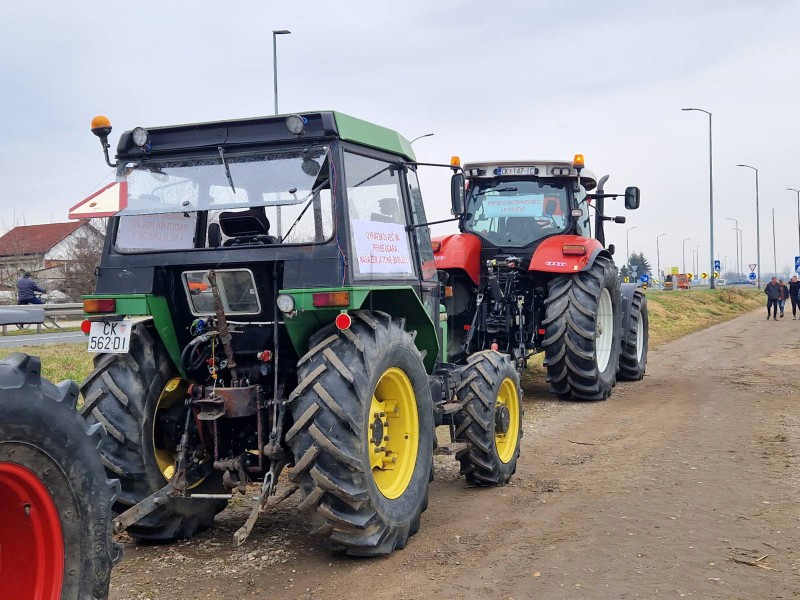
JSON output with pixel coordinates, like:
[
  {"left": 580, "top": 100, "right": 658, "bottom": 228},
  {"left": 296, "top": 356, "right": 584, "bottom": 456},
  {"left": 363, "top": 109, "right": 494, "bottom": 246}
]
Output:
[
  {"left": 116, "top": 212, "right": 197, "bottom": 251},
  {"left": 351, "top": 219, "right": 413, "bottom": 275},
  {"left": 484, "top": 194, "right": 544, "bottom": 218}
]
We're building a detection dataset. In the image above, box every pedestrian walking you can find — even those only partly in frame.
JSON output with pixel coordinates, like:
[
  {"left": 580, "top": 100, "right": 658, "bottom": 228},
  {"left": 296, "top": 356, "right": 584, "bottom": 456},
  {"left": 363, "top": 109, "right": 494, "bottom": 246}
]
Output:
[
  {"left": 16, "top": 272, "right": 46, "bottom": 305},
  {"left": 764, "top": 276, "right": 781, "bottom": 321},
  {"left": 778, "top": 278, "right": 789, "bottom": 318},
  {"left": 790, "top": 275, "right": 800, "bottom": 319}
]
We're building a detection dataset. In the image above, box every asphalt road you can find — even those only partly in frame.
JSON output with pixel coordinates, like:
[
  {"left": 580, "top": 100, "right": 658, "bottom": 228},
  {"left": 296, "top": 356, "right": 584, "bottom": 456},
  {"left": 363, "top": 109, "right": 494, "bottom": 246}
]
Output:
[{"left": 0, "top": 330, "right": 85, "bottom": 347}]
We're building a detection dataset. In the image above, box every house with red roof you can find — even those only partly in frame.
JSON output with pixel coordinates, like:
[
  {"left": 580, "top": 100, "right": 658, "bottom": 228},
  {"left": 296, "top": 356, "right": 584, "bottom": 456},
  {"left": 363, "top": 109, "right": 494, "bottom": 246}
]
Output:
[{"left": 0, "top": 221, "right": 104, "bottom": 293}]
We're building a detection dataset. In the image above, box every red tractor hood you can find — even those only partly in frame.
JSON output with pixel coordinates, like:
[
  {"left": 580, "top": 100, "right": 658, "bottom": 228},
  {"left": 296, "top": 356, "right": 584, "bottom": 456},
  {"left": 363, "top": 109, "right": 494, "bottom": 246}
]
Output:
[
  {"left": 432, "top": 233, "right": 482, "bottom": 285},
  {"left": 529, "top": 235, "right": 606, "bottom": 273}
]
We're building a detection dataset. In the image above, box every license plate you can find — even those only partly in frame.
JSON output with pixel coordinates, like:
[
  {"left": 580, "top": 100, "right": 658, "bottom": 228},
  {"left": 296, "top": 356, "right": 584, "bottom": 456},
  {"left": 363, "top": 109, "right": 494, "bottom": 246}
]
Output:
[
  {"left": 87, "top": 320, "right": 133, "bottom": 353},
  {"left": 497, "top": 166, "right": 538, "bottom": 176}
]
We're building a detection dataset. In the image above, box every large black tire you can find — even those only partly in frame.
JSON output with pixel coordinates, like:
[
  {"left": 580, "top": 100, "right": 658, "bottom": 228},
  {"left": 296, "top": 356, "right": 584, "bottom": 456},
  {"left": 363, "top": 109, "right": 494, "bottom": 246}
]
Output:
[
  {"left": 0, "top": 353, "right": 122, "bottom": 600},
  {"left": 287, "top": 311, "right": 434, "bottom": 556},
  {"left": 618, "top": 290, "right": 649, "bottom": 381},
  {"left": 542, "top": 255, "right": 623, "bottom": 401},
  {"left": 81, "top": 322, "right": 227, "bottom": 542},
  {"left": 453, "top": 350, "right": 522, "bottom": 486}
]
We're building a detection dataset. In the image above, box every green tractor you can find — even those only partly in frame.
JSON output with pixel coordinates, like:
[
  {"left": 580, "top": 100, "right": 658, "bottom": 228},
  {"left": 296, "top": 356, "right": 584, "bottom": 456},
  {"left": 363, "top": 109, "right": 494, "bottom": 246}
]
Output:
[{"left": 72, "top": 111, "right": 523, "bottom": 555}]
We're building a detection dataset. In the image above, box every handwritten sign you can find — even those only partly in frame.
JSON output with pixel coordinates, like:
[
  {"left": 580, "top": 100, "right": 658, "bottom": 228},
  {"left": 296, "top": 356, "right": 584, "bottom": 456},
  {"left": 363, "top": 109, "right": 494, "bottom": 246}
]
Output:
[
  {"left": 116, "top": 212, "right": 197, "bottom": 251},
  {"left": 483, "top": 194, "right": 543, "bottom": 218},
  {"left": 351, "top": 219, "right": 412, "bottom": 275}
]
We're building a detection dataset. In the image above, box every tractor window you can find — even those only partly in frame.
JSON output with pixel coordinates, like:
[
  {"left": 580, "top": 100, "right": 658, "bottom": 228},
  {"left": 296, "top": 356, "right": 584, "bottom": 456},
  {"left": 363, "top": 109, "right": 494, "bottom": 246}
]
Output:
[
  {"left": 464, "top": 179, "right": 569, "bottom": 247},
  {"left": 343, "top": 152, "right": 415, "bottom": 278},
  {"left": 406, "top": 168, "right": 436, "bottom": 282}
]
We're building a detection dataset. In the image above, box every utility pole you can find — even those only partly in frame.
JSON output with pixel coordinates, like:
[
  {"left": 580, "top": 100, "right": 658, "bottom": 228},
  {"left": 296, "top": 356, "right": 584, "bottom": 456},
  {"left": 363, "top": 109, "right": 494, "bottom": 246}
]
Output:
[
  {"left": 787, "top": 188, "right": 800, "bottom": 257},
  {"left": 772, "top": 207, "right": 777, "bottom": 275},
  {"left": 656, "top": 233, "right": 666, "bottom": 289},
  {"left": 682, "top": 108, "right": 715, "bottom": 289},
  {"left": 272, "top": 30, "right": 292, "bottom": 115},
  {"left": 626, "top": 226, "right": 637, "bottom": 267},
  {"left": 737, "top": 165, "right": 760, "bottom": 287},
  {"left": 682, "top": 237, "right": 692, "bottom": 274},
  {"left": 726, "top": 217, "right": 740, "bottom": 279}
]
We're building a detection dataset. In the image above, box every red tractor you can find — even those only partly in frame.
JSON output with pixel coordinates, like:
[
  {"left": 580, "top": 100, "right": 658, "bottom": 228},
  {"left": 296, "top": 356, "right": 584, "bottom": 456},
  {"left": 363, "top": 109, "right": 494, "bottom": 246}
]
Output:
[{"left": 435, "top": 155, "right": 648, "bottom": 400}]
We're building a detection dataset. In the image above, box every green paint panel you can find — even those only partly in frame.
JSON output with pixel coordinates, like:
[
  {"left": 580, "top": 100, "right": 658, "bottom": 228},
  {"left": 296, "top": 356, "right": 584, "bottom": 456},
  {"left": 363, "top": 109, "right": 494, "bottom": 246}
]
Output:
[
  {"left": 280, "top": 286, "right": 439, "bottom": 372},
  {"left": 333, "top": 112, "right": 416, "bottom": 161}
]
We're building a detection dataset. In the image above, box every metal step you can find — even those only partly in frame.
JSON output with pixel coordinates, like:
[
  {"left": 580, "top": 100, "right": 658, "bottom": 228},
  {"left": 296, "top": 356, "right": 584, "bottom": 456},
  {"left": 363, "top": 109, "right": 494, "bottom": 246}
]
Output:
[{"left": 434, "top": 442, "right": 470, "bottom": 456}]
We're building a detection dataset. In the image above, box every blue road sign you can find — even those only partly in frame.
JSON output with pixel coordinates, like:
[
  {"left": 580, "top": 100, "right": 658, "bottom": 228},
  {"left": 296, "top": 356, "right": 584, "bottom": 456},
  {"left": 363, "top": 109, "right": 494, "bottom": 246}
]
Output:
[
  {"left": 795, "top": 256, "right": 800, "bottom": 272},
  {"left": 714, "top": 260, "right": 721, "bottom": 271},
  {"left": 749, "top": 272, "right": 757, "bottom": 281},
  {"left": 640, "top": 274, "right": 649, "bottom": 283}
]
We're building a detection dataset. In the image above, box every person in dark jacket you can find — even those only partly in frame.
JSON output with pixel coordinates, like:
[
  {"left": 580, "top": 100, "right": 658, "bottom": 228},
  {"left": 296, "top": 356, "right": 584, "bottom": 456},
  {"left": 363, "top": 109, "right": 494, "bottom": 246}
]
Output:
[
  {"left": 764, "top": 277, "right": 781, "bottom": 320},
  {"left": 16, "top": 272, "right": 46, "bottom": 305},
  {"left": 778, "top": 278, "right": 789, "bottom": 317},
  {"left": 790, "top": 275, "right": 800, "bottom": 319}
]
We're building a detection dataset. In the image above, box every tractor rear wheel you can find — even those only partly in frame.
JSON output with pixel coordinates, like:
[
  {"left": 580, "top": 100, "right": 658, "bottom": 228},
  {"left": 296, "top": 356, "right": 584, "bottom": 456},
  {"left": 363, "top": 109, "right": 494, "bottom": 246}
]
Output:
[
  {"left": 80, "top": 322, "right": 227, "bottom": 542},
  {"left": 542, "top": 255, "right": 622, "bottom": 401},
  {"left": 287, "top": 311, "right": 434, "bottom": 556},
  {"left": 617, "top": 290, "right": 649, "bottom": 381},
  {"left": 453, "top": 350, "right": 522, "bottom": 486},
  {"left": 0, "top": 353, "right": 121, "bottom": 600}
]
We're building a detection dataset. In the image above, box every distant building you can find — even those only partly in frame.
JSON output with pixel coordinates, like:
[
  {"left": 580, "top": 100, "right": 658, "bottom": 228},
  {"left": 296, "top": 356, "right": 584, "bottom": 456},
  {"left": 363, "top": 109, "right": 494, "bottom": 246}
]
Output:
[{"left": 0, "top": 221, "right": 104, "bottom": 293}]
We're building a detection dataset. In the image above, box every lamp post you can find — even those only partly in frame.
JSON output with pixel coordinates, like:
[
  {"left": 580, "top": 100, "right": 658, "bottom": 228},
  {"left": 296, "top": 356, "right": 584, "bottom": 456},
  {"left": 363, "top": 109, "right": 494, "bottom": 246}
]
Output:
[
  {"left": 695, "top": 244, "right": 700, "bottom": 278},
  {"left": 409, "top": 133, "right": 434, "bottom": 144},
  {"left": 272, "top": 29, "right": 291, "bottom": 115},
  {"left": 737, "top": 164, "right": 761, "bottom": 287},
  {"left": 787, "top": 187, "right": 800, "bottom": 257},
  {"left": 682, "top": 237, "right": 692, "bottom": 274},
  {"left": 726, "top": 217, "right": 740, "bottom": 278},
  {"left": 682, "top": 107, "right": 715, "bottom": 289},
  {"left": 626, "top": 226, "right": 637, "bottom": 267},
  {"left": 772, "top": 208, "right": 777, "bottom": 275},
  {"left": 656, "top": 233, "right": 666, "bottom": 288}
]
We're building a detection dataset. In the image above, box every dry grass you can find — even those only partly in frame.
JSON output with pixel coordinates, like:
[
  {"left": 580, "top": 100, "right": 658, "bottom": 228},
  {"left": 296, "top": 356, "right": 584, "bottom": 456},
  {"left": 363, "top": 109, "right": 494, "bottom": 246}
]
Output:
[{"left": 0, "top": 288, "right": 763, "bottom": 387}]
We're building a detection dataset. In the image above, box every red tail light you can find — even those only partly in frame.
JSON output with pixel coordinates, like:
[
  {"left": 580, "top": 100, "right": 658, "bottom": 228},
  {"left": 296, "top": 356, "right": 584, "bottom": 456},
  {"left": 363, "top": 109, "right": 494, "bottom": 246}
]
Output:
[
  {"left": 432, "top": 241, "right": 442, "bottom": 252},
  {"left": 83, "top": 298, "right": 116, "bottom": 313},
  {"left": 312, "top": 291, "right": 350, "bottom": 307}
]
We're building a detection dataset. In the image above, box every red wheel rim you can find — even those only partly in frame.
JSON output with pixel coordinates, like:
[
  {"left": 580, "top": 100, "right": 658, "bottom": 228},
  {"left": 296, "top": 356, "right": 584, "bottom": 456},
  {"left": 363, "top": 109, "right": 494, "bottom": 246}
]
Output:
[{"left": 0, "top": 462, "right": 64, "bottom": 600}]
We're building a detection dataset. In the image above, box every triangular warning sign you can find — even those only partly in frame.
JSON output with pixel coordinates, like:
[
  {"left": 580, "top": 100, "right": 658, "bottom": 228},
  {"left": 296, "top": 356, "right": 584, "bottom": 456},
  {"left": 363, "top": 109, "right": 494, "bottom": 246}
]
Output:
[
  {"left": 69, "top": 182, "right": 127, "bottom": 219},
  {"left": 748, "top": 263, "right": 757, "bottom": 272}
]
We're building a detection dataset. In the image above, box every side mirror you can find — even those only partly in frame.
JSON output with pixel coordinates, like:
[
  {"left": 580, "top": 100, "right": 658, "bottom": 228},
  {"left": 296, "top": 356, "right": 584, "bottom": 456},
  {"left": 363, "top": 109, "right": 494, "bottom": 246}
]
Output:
[
  {"left": 451, "top": 173, "right": 466, "bottom": 216},
  {"left": 625, "top": 187, "right": 640, "bottom": 210}
]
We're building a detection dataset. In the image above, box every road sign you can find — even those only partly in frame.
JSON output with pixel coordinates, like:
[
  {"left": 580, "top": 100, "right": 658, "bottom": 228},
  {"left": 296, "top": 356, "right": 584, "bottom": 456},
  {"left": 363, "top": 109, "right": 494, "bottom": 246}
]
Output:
[
  {"left": 701, "top": 272, "right": 708, "bottom": 279},
  {"left": 640, "top": 274, "right": 649, "bottom": 284},
  {"left": 714, "top": 260, "right": 721, "bottom": 271},
  {"left": 713, "top": 271, "right": 719, "bottom": 278},
  {"left": 795, "top": 256, "right": 800, "bottom": 272},
  {"left": 671, "top": 267, "right": 679, "bottom": 275},
  {"left": 748, "top": 272, "right": 757, "bottom": 281},
  {"left": 630, "top": 265, "right": 638, "bottom": 276},
  {"left": 623, "top": 277, "right": 629, "bottom": 283},
  {"left": 749, "top": 263, "right": 757, "bottom": 272},
  {"left": 687, "top": 273, "right": 693, "bottom": 280}
]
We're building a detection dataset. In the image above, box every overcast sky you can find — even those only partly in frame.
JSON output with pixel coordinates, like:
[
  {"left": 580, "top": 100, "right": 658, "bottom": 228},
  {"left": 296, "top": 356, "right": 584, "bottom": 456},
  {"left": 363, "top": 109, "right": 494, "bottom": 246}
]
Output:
[{"left": 2, "top": 0, "right": 798, "bottom": 277}]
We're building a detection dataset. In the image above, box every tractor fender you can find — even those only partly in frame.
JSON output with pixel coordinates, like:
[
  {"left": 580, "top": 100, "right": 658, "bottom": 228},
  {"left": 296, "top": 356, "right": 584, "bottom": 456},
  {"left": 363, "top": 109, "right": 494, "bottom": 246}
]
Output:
[
  {"left": 529, "top": 235, "right": 610, "bottom": 274},
  {"left": 432, "top": 232, "right": 482, "bottom": 285},
  {"left": 620, "top": 282, "right": 642, "bottom": 336}
]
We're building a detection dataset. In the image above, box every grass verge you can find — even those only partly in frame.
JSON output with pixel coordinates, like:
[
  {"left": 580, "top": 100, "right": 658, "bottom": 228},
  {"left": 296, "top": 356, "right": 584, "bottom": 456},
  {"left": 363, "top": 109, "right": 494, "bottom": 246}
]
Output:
[{"left": 0, "top": 288, "right": 765, "bottom": 387}]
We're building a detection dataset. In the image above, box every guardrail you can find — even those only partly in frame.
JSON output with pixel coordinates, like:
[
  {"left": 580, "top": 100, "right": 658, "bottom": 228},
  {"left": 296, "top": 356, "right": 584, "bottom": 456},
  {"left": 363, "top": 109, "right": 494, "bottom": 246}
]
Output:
[{"left": 0, "top": 303, "right": 84, "bottom": 335}]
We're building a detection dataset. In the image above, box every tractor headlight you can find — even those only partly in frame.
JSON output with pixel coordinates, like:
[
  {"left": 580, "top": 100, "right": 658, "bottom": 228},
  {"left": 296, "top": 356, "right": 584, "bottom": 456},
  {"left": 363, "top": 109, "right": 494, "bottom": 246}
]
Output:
[
  {"left": 132, "top": 127, "right": 149, "bottom": 148},
  {"left": 276, "top": 294, "right": 295, "bottom": 313},
  {"left": 285, "top": 115, "right": 306, "bottom": 135}
]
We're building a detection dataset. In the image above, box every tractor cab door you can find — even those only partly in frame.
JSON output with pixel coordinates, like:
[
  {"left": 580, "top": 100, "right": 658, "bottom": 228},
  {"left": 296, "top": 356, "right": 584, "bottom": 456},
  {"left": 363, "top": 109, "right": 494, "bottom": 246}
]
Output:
[{"left": 404, "top": 167, "right": 439, "bottom": 323}]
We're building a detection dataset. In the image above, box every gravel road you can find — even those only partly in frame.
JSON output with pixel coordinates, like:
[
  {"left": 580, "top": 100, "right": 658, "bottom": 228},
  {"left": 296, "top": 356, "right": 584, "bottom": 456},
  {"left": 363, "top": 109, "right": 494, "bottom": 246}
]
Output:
[{"left": 110, "top": 308, "right": 799, "bottom": 599}]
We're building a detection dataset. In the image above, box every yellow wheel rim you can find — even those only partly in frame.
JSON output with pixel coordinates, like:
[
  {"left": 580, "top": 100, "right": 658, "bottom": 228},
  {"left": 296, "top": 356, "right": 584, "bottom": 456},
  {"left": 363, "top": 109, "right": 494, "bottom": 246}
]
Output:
[
  {"left": 494, "top": 378, "right": 520, "bottom": 464},
  {"left": 153, "top": 378, "right": 205, "bottom": 488},
  {"left": 368, "top": 367, "right": 419, "bottom": 499}
]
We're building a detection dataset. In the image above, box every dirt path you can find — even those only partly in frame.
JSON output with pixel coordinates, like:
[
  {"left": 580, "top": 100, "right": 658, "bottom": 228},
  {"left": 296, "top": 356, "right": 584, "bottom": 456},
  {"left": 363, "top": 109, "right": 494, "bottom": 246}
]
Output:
[{"left": 110, "top": 309, "right": 800, "bottom": 599}]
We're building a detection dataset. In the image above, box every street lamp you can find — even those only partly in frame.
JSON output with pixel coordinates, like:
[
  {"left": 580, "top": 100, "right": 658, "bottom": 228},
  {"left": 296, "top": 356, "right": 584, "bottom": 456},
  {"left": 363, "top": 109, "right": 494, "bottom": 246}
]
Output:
[
  {"left": 656, "top": 233, "right": 666, "bottom": 288},
  {"left": 409, "top": 133, "right": 434, "bottom": 144},
  {"left": 682, "top": 107, "right": 715, "bottom": 289},
  {"left": 726, "top": 217, "right": 740, "bottom": 278},
  {"left": 272, "top": 29, "right": 292, "bottom": 115},
  {"left": 787, "top": 188, "right": 800, "bottom": 257},
  {"left": 772, "top": 207, "right": 777, "bottom": 275},
  {"left": 682, "top": 237, "right": 692, "bottom": 274},
  {"left": 626, "top": 226, "right": 637, "bottom": 266},
  {"left": 737, "top": 164, "right": 761, "bottom": 287}
]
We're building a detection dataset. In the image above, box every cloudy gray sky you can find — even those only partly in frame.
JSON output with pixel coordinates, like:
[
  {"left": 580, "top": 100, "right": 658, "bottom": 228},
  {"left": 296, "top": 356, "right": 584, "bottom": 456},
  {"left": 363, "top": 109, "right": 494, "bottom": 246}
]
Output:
[{"left": 2, "top": 0, "right": 798, "bottom": 277}]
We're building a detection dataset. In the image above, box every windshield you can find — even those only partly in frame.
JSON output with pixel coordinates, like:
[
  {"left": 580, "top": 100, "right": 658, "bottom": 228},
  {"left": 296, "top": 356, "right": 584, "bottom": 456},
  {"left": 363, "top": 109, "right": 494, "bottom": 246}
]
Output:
[
  {"left": 464, "top": 179, "right": 570, "bottom": 247},
  {"left": 113, "top": 147, "right": 334, "bottom": 252}
]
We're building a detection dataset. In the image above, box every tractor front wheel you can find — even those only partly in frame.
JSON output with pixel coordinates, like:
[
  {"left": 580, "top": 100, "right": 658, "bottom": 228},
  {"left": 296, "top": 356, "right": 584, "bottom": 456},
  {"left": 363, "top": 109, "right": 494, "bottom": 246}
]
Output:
[
  {"left": 618, "top": 290, "right": 649, "bottom": 381},
  {"left": 0, "top": 353, "right": 121, "bottom": 600},
  {"left": 542, "top": 255, "right": 623, "bottom": 401},
  {"left": 453, "top": 350, "right": 522, "bottom": 486},
  {"left": 287, "top": 311, "right": 434, "bottom": 556}
]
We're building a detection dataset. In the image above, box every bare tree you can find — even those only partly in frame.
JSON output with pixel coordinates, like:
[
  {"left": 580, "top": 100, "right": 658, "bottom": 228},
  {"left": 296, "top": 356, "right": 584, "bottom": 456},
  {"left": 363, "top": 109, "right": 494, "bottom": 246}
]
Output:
[{"left": 62, "top": 225, "right": 105, "bottom": 300}]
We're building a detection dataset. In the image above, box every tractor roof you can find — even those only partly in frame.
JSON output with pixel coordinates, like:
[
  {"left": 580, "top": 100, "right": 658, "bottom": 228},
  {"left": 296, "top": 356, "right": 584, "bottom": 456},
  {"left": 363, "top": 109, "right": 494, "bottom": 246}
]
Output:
[
  {"left": 115, "top": 111, "right": 416, "bottom": 161},
  {"left": 463, "top": 160, "right": 597, "bottom": 191}
]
